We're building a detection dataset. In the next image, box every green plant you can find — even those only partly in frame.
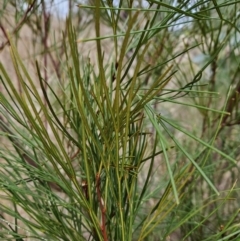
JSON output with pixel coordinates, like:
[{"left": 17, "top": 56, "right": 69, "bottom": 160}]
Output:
[{"left": 0, "top": 1, "right": 239, "bottom": 241}]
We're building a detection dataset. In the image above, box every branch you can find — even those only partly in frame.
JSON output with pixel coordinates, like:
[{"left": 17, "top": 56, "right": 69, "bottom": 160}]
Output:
[
  {"left": 96, "top": 173, "right": 108, "bottom": 241},
  {"left": 0, "top": 115, "right": 62, "bottom": 192},
  {"left": 0, "top": 0, "right": 38, "bottom": 51}
]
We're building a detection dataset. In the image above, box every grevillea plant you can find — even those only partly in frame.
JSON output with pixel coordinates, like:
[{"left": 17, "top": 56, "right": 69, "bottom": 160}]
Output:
[{"left": 0, "top": 1, "right": 239, "bottom": 240}]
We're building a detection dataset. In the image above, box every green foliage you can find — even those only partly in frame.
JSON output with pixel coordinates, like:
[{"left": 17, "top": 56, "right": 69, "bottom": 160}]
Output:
[{"left": 0, "top": 1, "right": 240, "bottom": 240}]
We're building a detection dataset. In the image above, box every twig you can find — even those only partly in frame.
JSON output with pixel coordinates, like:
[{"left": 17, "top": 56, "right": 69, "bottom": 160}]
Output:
[
  {"left": 96, "top": 173, "right": 108, "bottom": 241},
  {"left": 202, "top": 57, "right": 217, "bottom": 134},
  {"left": 0, "top": 0, "right": 38, "bottom": 51},
  {"left": 0, "top": 214, "right": 25, "bottom": 241},
  {"left": 218, "top": 80, "right": 240, "bottom": 134},
  {"left": 0, "top": 115, "right": 62, "bottom": 192}
]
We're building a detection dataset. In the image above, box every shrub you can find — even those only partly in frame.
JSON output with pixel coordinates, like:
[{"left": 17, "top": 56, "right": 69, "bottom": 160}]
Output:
[{"left": 0, "top": 1, "right": 239, "bottom": 240}]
